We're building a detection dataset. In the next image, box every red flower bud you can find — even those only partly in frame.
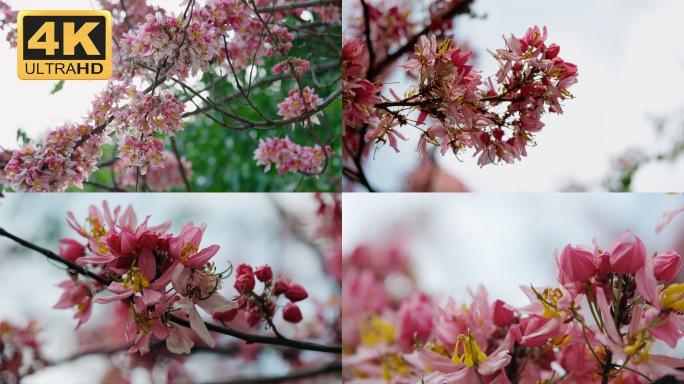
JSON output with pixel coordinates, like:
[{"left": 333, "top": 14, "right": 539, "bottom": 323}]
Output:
[
  {"left": 273, "top": 279, "right": 291, "bottom": 296},
  {"left": 234, "top": 274, "right": 255, "bottom": 294},
  {"left": 285, "top": 284, "right": 308, "bottom": 302},
  {"left": 59, "top": 238, "right": 85, "bottom": 262},
  {"left": 236, "top": 263, "right": 254, "bottom": 278},
  {"left": 282, "top": 303, "right": 302, "bottom": 323},
  {"left": 255, "top": 265, "right": 273, "bottom": 284},
  {"left": 653, "top": 251, "right": 681, "bottom": 281}
]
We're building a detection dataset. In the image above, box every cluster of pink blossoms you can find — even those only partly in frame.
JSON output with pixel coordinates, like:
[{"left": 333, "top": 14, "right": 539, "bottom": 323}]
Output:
[
  {"left": 253, "top": 136, "right": 332, "bottom": 175},
  {"left": 265, "top": 26, "right": 294, "bottom": 57},
  {"left": 277, "top": 87, "right": 324, "bottom": 128},
  {"left": 54, "top": 202, "right": 310, "bottom": 356},
  {"left": 343, "top": 216, "right": 684, "bottom": 383},
  {"left": 362, "top": 26, "right": 579, "bottom": 166},
  {"left": 0, "top": 320, "right": 48, "bottom": 382},
  {"left": 342, "top": 33, "right": 382, "bottom": 131},
  {"left": 121, "top": 13, "right": 221, "bottom": 78},
  {"left": 4, "top": 124, "right": 109, "bottom": 192},
  {"left": 113, "top": 151, "right": 193, "bottom": 191}
]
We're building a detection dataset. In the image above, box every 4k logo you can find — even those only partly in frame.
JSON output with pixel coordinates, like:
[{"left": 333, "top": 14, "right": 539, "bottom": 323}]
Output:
[{"left": 17, "top": 10, "right": 111, "bottom": 80}]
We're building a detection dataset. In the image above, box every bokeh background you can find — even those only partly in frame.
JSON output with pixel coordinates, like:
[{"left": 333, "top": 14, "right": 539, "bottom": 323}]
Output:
[
  {"left": 344, "top": 0, "right": 684, "bottom": 192},
  {"left": 0, "top": 193, "right": 340, "bottom": 383}
]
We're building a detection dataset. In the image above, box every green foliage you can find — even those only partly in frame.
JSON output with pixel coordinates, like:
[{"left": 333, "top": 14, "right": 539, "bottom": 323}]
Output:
[{"left": 49, "top": 80, "right": 65, "bottom": 95}]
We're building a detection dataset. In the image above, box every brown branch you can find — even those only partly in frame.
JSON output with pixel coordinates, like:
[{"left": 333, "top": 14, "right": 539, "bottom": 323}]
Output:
[
  {"left": 207, "top": 361, "right": 341, "bottom": 384},
  {"left": 170, "top": 136, "right": 192, "bottom": 192},
  {"left": 255, "top": 0, "right": 339, "bottom": 13}
]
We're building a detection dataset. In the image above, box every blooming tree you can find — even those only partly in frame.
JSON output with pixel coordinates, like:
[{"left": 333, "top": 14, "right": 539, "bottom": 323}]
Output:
[
  {"left": 0, "top": 194, "right": 341, "bottom": 383},
  {"left": 342, "top": 200, "right": 684, "bottom": 383},
  {"left": 342, "top": 0, "right": 578, "bottom": 191},
  {"left": 0, "top": 0, "right": 342, "bottom": 192}
]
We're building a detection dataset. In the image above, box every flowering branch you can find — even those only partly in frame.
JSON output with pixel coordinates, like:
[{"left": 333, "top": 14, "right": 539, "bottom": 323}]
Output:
[{"left": 0, "top": 224, "right": 342, "bottom": 354}]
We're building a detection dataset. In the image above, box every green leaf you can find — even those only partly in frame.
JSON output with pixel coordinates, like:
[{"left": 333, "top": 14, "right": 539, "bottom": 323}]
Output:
[
  {"left": 49, "top": 80, "right": 64, "bottom": 95},
  {"left": 16, "top": 129, "right": 30, "bottom": 146}
]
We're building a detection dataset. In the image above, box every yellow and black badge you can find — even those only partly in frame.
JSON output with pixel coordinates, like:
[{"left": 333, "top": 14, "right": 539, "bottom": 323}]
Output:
[{"left": 17, "top": 10, "right": 111, "bottom": 80}]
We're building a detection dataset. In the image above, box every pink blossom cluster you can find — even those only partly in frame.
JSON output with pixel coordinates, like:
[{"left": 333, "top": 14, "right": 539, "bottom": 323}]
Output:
[
  {"left": 0, "top": 320, "right": 48, "bottom": 382},
  {"left": 191, "top": 0, "right": 247, "bottom": 34},
  {"left": 348, "top": 0, "right": 415, "bottom": 66},
  {"left": 121, "top": 13, "right": 220, "bottom": 78},
  {"left": 54, "top": 202, "right": 311, "bottom": 356},
  {"left": 0, "top": 0, "right": 17, "bottom": 47},
  {"left": 309, "top": 3, "right": 342, "bottom": 24},
  {"left": 213, "top": 264, "right": 310, "bottom": 327},
  {"left": 4, "top": 123, "right": 110, "bottom": 192},
  {"left": 116, "top": 135, "right": 167, "bottom": 175},
  {"left": 363, "top": 26, "right": 579, "bottom": 167},
  {"left": 114, "top": 90, "right": 185, "bottom": 137},
  {"left": 113, "top": 151, "right": 193, "bottom": 191},
  {"left": 342, "top": 33, "right": 382, "bottom": 131},
  {"left": 253, "top": 136, "right": 332, "bottom": 175},
  {"left": 265, "top": 26, "right": 294, "bottom": 57},
  {"left": 272, "top": 57, "right": 310, "bottom": 79},
  {"left": 277, "top": 87, "right": 324, "bottom": 128},
  {"left": 343, "top": 220, "right": 684, "bottom": 382}
]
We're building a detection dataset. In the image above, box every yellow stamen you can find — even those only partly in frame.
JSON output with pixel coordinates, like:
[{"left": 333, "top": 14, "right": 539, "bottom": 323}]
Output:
[
  {"left": 359, "top": 314, "right": 395, "bottom": 346},
  {"left": 661, "top": 283, "right": 684, "bottom": 310},
  {"left": 452, "top": 334, "right": 487, "bottom": 368}
]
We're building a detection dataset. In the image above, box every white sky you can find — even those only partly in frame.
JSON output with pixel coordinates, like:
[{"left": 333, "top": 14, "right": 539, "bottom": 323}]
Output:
[{"left": 348, "top": 0, "right": 684, "bottom": 192}]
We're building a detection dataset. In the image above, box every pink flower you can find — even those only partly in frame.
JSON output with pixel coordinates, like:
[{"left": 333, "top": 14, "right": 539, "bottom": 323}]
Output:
[
  {"left": 53, "top": 280, "right": 94, "bottom": 329},
  {"left": 282, "top": 303, "right": 302, "bottom": 323},
  {"left": 169, "top": 222, "right": 220, "bottom": 268},
  {"left": 172, "top": 264, "right": 238, "bottom": 348},
  {"left": 610, "top": 230, "right": 646, "bottom": 274},
  {"left": 58, "top": 238, "right": 85, "bottom": 262},
  {"left": 559, "top": 244, "right": 595, "bottom": 282},
  {"left": 364, "top": 116, "right": 408, "bottom": 153},
  {"left": 653, "top": 251, "right": 682, "bottom": 281},
  {"left": 124, "top": 296, "right": 171, "bottom": 356},
  {"left": 396, "top": 293, "right": 433, "bottom": 351}
]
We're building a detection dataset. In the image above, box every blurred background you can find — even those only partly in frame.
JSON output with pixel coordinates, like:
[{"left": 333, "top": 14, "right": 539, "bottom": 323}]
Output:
[
  {"left": 0, "top": 193, "right": 341, "bottom": 383},
  {"left": 343, "top": 0, "right": 684, "bottom": 192}
]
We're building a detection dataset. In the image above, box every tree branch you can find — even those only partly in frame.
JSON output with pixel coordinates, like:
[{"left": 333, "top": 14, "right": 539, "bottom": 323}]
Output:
[
  {"left": 207, "top": 361, "right": 341, "bottom": 384},
  {"left": 255, "top": 0, "right": 339, "bottom": 13}
]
